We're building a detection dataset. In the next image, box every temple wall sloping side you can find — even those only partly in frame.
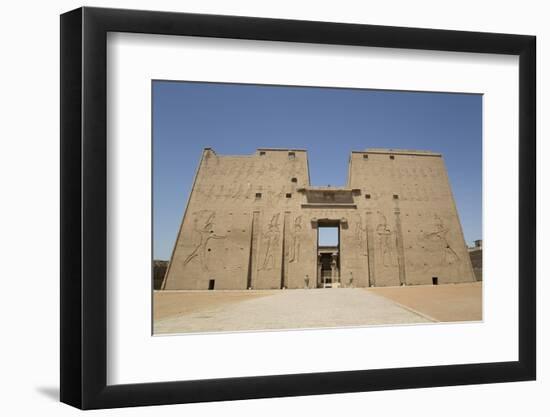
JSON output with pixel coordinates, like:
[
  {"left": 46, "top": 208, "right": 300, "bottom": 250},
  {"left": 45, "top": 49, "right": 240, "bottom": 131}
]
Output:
[
  {"left": 348, "top": 150, "right": 475, "bottom": 286},
  {"left": 163, "top": 148, "right": 315, "bottom": 290},
  {"left": 162, "top": 148, "right": 475, "bottom": 290}
]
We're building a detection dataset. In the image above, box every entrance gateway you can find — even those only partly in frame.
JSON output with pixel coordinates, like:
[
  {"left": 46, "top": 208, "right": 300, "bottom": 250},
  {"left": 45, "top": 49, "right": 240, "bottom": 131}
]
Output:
[
  {"left": 317, "top": 248, "right": 340, "bottom": 288},
  {"left": 162, "top": 148, "right": 476, "bottom": 290},
  {"left": 316, "top": 220, "right": 341, "bottom": 288}
]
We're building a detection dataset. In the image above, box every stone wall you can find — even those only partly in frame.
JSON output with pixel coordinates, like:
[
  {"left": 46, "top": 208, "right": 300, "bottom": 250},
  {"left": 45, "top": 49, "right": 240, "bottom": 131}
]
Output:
[
  {"left": 162, "top": 148, "right": 475, "bottom": 290},
  {"left": 348, "top": 150, "right": 475, "bottom": 286}
]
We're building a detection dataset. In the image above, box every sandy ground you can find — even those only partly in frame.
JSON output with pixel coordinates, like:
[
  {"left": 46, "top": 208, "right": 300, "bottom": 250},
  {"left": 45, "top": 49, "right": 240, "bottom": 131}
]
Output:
[
  {"left": 153, "top": 283, "right": 481, "bottom": 335},
  {"left": 154, "top": 290, "right": 274, "bottom": 320},
  {"left": 367, "top": 282, "right": 482, "bottom": 322}
]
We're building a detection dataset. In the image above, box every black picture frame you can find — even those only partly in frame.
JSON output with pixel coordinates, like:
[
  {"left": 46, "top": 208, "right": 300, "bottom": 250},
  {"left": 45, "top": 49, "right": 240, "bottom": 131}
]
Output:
[{"left": 60, "top": 6, "right": 536, "bottom": 410}]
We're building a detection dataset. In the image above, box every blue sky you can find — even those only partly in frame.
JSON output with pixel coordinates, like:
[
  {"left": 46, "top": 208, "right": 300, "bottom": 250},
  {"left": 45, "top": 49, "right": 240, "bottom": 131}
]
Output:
[{"left": 153, "top": 81, "right": 482, "bottom": 260}]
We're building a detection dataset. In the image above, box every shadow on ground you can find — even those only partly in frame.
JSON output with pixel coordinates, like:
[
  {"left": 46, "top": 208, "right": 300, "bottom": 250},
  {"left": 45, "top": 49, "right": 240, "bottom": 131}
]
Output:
[{"left": 35, "top": 386, "right": 59, "bottom": 401}]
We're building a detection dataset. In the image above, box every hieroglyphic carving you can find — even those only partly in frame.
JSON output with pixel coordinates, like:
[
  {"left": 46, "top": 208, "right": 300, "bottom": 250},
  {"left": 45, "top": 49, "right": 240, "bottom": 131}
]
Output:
[
  {"left": 422, "top": 185, "right": 430, "bottom": 201},
  {"left": 244, "top": 183, "right": 252, "bottom": 200},
  {"left": 266, "top": 188, "right": 277, "bottom": 206},
  {"left": 247, "top": 211, "right": 260, "bottom": 288},
  {"left": 222, "top": 163, "right": 231, "bottom": 179},
  {"left": 371, "top": 190, "right": 382, "bottom": 200},
  {"left": 289, "top": 215, "right": 303, "bottom": 263},
  {"left": 182, "top": 210, "right": 226, "bottom": 271},
  {"left": 366, "top": 211, "right": 376, "bottom": 287},
  {"left": 265, "top": 162, "right": 279, "bottom": 178},
  {"left": 235, "top": 162, "right": 246, "bottom": 181},
  {"left": 255, "top": 161, "right": 266, "bottom": 178},
  {"left": 376, "top": 214, "right": 396, "bottom": 267},
  {"left": 276, "top": 185, "right": 286, "bottom": 200},
  {"left": 206, "top": 185, "right": 216, "bottom": 201},
  {"left": 402, "top": 184, "right": 410, "bottom": 201},
  {"left": 282, "top": 212, "right": 290, "bottom": 288},
  {"left": 393, "top": 209, "right": 406, "bottom": 285},
  {"left": 413, "top": 184, "right": 421, "bottom": 201},
  {"left": 353, "top": 214, "right": 367, "bottom": 256},
  {"left": 231, "top": 183, "right": 243, "bottom": 200},
  {"left": 211, "top": 184, "right": 221, "bottom": 201},
  {"left": 259, "top": 213, "right": 281, "bottom": 271},
  {"left": 245, "top": 161, "right": 255, "bottom": 178}
]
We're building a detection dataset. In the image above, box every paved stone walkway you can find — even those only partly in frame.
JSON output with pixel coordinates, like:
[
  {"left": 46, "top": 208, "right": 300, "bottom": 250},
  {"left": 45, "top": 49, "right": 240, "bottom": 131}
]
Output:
[{"left": 154, "top": 288, "right": 432, "bottom": 335}]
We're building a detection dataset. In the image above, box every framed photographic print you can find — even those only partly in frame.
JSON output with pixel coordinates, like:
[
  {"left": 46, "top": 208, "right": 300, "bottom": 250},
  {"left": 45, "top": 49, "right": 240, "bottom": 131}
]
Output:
[{"left": 60, "top": 6, "right": 536, "bottom": 409}]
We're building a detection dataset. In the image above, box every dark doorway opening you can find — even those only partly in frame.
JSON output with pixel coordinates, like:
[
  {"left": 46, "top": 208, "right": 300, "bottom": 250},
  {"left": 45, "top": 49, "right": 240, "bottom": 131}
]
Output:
[
  {"left": 432, "top": 277, "right": 438, "bottom": 285},
  {"left": 319, "top": 252, "right": 335, "bottom": 287},
  {"left": 317, "top": 222, "right": 340, "bottom": 288},
  {"left": 208, "top": 279, "right": 215, "bottom": 290}
]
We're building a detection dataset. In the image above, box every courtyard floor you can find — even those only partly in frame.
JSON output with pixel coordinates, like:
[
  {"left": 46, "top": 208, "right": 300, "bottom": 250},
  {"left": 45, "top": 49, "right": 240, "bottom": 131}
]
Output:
[{"left": 153, "top": 282, "right": 482, "bottom": 335}]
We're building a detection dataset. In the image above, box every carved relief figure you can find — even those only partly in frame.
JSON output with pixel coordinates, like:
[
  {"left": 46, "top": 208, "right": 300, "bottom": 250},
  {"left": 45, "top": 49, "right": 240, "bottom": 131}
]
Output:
[
  {"left": 376, "top": 214, "right": 395, "bottom": 267},
  {"left": 260, "top": 213, "right": 281, "bottom": 270},
  {"left": 422, "top": 215, "right": 459, "bottom": 264},
  {"left": 182, "top": 211, "right": 226, "bottom": 271},
  {"left": 354, "top": 215, "right": 367, "bottom": 256},
  {"left": 289, "top": 215, "right": 302, "bottom": 263}
]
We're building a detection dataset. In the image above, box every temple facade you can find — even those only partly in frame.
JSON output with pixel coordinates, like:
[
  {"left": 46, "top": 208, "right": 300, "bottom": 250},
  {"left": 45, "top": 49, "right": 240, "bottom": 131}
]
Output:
[{"left": 161, "top": 148, "right": 475, "bottom": 290}]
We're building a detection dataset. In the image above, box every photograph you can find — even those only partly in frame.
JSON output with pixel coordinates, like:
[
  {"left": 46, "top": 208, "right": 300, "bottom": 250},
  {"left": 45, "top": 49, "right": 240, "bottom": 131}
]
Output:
[
  {"left": 152, "top": 80, "right": 483, "bottom": 335},
  {"left": 54, "top": 4, "right": 537, "bottom": 411}
]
